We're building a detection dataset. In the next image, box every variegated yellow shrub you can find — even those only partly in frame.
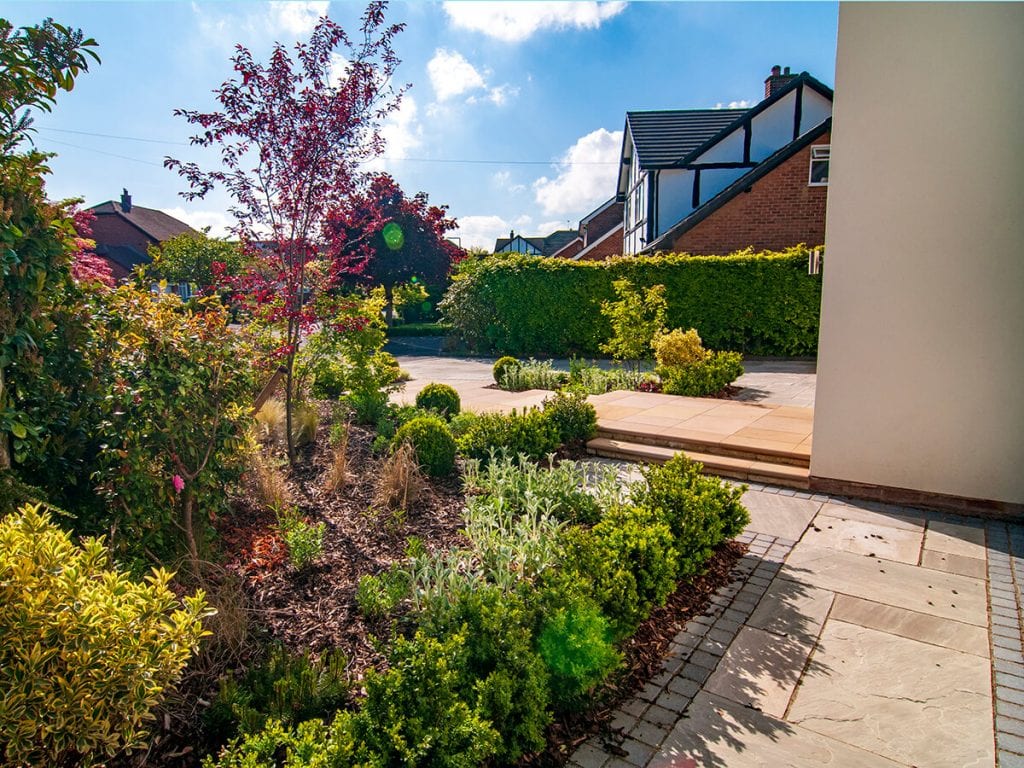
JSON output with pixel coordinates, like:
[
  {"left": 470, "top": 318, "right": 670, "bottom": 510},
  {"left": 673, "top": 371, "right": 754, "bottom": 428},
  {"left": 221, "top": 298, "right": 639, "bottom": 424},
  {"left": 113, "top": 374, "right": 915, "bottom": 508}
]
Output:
[
  {"left": 0, "top": 504, "right": 211, "bottom": 766},
  {"left": 653, "top": 327, "right": 707, "bottom": 368}
]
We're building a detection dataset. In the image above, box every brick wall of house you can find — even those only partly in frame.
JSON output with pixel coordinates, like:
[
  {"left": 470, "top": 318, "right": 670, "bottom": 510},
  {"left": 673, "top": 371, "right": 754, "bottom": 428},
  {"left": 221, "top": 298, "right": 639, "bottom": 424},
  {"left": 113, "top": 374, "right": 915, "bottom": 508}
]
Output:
[
  {"left": 583, "top": 201, "right": 625, "bottom": 246},
  {"left": 577, "top": 225, "right": 624, "bottom": 261},
  {"left": 90, "top": 214, "right": 156, "bottom": 255},
  {"left": 669, "top": 130, "right": 830, "bottom": 256}
]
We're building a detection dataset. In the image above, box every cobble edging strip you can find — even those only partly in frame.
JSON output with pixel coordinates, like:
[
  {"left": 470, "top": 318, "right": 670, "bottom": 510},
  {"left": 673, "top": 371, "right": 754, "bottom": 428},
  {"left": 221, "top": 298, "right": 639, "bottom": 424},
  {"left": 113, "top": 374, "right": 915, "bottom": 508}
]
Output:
[
  {"left": 987, "top": 521, "right": 1024, "bottom": 768},
  {"left": 568, "top": 530, "right": 798, "bottom": 768}
]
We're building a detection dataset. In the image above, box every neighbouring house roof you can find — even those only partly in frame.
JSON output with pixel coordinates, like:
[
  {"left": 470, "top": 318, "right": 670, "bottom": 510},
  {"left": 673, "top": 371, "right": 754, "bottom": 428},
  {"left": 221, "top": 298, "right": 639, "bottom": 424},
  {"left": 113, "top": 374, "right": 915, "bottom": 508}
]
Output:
[
  {"left": 494, "top": 229, "right": 579, "bottom": 257},
  {"left": 644, "top": 118, "right": 832, "bottom": 253},
  {"left": 88, "top": 200, "right": 197, "bottom": 243},
  {"left": 548, "top": 236, "right": 584, "bottom": 259},
  {"left": 579, "top": 197, "right": 619, "bottom": 227},
  {"left": 625, "top": 109, "right": 746, "bottom": 169}
]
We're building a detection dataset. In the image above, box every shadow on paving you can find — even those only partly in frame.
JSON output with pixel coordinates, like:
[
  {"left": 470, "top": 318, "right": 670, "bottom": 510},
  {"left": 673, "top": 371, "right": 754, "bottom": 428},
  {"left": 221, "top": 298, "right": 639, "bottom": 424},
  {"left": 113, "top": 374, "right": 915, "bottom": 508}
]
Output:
[{"left": 650, "top": 563, "right": 832, "bottom": 768}]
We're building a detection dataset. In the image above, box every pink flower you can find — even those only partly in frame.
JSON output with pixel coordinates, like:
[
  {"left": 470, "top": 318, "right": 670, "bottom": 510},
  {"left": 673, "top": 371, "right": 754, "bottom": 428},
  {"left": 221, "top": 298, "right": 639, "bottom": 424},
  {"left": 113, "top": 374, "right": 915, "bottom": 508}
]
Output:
[{"left": 173, "top": 475, "right": 185, "bottom": 494}]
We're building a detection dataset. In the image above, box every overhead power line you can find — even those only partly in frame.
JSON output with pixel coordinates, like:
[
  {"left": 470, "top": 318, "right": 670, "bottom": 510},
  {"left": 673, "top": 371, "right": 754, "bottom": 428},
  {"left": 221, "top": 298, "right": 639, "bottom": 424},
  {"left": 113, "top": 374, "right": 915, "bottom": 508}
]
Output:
[{"left": 37, "top": 126, "right": 619, "bottom": 166}]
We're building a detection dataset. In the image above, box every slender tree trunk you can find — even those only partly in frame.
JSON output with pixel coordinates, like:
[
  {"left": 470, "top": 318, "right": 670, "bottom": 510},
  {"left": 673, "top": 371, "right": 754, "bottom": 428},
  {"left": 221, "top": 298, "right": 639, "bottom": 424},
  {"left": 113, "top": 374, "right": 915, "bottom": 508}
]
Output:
[
  {"left": 384, "top": 283, "right": 394, "bottom": 328},
  {"left": 285, "top": 354, "right": 295, "bottom": 465},
  {"left": 181, "top": 487, "right": 199, "bottom": 575},
  {"left": 0, "top": 368, "right": 10, "bottom": 470}
]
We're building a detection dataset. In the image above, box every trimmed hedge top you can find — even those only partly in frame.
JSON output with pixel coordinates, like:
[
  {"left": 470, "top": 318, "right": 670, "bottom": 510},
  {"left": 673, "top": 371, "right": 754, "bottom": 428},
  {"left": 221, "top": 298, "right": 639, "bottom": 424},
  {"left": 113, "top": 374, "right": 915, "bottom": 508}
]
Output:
[{"left": 439, "top": 246, "right": 822, "bottom": 357}]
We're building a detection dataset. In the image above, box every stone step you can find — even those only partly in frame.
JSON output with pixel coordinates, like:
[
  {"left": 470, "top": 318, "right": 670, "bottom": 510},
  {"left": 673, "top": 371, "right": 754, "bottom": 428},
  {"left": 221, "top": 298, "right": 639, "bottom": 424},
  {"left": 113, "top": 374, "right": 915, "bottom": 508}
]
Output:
[
  {"left": 595, "top": 424, "right": 810, "bottom": 468},
  {"left": 586, "top": 437, "right": 811, "bottom": 490}
]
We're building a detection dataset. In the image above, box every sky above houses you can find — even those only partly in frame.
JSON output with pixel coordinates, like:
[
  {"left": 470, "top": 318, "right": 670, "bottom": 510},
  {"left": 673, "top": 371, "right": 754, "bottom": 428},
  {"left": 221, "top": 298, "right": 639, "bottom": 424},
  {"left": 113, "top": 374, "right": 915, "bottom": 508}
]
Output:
[{"left": 3, "top": 1, "right": 838, "bottom": 250}]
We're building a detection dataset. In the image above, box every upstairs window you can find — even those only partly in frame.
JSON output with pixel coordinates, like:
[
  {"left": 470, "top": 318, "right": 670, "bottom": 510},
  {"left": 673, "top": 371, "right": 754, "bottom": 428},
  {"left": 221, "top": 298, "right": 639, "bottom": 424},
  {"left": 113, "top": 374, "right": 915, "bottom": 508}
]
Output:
[{"left": 809, "top": 145, "right": 830, "bottom": 186}]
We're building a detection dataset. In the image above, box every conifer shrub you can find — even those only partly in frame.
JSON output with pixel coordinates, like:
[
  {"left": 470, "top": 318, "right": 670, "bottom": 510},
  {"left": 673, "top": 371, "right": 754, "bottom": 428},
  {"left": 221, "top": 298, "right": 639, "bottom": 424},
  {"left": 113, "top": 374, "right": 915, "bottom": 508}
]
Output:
[
  {"left": 537, "top": 595, "right": 621, "bottom": 710},
  {"left": 393, "top": 415, "right": 457, "bottom": 476},
  {"left": 0, "top": 505, "right": 209, "bottom": 766},
  {"left": 415, "top": 382, "right": 461, "bottom": 417}
]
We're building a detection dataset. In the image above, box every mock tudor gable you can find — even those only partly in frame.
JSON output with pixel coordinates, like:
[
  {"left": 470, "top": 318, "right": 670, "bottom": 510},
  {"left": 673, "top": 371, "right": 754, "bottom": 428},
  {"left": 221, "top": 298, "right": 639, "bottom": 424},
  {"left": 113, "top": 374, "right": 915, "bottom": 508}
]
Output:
[{"left": 618, "top": 69, "right": 833, "bottom": 256}]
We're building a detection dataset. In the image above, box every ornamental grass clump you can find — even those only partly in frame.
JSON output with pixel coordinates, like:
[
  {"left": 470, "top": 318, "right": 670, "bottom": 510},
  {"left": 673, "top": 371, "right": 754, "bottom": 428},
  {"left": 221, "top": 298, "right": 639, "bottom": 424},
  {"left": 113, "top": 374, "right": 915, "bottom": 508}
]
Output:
[{"left": 0, "top": 504, "right": 210, "bottom": 766}]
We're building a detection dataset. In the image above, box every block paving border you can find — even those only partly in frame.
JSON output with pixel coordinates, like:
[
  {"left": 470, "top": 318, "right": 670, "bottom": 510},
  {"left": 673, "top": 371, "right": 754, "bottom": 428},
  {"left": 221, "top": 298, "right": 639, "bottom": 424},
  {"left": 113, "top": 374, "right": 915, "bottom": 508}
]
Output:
[
  {"left": 568, "top": 530, "right": 797, "bottom": 768},
  {"left": 986, "top": 521, "right": 1024, "bottom": 768},
  {"left": 570, "top": 479, "right": 1024, "bottom": 768}
]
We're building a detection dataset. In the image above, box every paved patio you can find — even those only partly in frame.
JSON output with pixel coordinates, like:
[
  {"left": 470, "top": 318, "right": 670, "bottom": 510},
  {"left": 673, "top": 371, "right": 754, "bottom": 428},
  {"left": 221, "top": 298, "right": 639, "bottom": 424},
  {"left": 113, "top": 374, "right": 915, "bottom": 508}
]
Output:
[
  {"left": 393, "top": 354, "right": 1020, "bottom": 766},
  {"left": 568, "top": 484, "right": 1019, "bottom": 768}
]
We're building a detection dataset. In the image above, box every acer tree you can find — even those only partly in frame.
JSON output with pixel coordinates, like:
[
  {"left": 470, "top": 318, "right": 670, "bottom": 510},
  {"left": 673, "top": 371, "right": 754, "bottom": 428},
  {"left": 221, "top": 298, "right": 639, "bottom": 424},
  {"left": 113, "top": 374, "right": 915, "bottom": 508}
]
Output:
[
  {"left": 165, "top": 2, "right": 406, "bottom": 462},
  {"left": 327, "top": 173, "right": 464, "bottom": 326}
]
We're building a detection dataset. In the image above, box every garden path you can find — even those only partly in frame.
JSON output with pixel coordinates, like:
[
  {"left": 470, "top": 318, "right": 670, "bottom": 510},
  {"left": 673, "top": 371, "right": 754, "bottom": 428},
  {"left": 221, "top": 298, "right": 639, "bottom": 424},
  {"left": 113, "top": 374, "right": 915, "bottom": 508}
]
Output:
[{"left": 567, "top": 481, "right": 1019, "bottom": 768}]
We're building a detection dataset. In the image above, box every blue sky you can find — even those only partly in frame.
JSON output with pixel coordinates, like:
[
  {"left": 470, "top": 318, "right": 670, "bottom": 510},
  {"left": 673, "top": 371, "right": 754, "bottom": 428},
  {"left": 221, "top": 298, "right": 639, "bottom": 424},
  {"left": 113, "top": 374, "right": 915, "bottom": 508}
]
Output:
[{"left": 3, "top": 1, "right": 838, "bottom": 249}]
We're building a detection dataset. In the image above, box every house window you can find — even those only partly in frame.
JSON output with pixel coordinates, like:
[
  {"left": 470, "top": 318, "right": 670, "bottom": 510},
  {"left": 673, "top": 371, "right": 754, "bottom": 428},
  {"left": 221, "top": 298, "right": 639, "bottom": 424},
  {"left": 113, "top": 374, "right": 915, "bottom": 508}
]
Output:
[{"left": 809, "top": 145, "right": 830, "bottom": 186}]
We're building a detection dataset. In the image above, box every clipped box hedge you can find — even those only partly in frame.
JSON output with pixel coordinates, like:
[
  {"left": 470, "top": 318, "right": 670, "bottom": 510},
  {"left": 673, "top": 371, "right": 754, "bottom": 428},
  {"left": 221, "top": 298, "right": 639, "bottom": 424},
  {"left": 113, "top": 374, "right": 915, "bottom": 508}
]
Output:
[{"left": 439, "top": 246, "right": 822, "bottom": 357}]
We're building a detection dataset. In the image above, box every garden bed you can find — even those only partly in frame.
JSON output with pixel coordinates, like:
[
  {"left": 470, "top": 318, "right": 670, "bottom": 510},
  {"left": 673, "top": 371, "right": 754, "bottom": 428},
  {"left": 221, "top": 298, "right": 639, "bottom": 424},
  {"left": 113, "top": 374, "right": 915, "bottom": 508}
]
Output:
[{"left": 138, "top": 402, "right": 747, "bottom": 767}]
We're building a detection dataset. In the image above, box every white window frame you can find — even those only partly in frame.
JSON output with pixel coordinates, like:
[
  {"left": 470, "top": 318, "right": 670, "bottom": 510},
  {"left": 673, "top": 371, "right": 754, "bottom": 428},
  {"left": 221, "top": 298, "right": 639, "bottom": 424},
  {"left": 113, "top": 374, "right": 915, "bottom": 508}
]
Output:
[{"left": 809, "top": 144, "right": 830, "bottom": 186}]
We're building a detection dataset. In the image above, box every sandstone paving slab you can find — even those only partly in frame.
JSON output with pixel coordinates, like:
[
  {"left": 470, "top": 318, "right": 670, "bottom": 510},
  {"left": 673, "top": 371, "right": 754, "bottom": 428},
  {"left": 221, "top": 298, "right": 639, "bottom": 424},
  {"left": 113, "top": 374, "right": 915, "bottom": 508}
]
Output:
[
  {"left": 703, "top": 626, "right": 818, "bottom": 717},
  {"left": 747, "top": 578, "right": 835, "bottom": 640},
  {"left": 925, "top": 519, "right": 988, "bottom": 560},
  {"left": 783, "top": 545, "right": 988, "bottom": 626},
  {"left": 740, "top": 490, "right": 821, "bottom": 541},
  {"left": 651, "top": 692, "right": 903, "bottom": 768},
  {"left": 921, "top": 549, "right": 988, "bottom": 579},
  {"left": 817, "top": 501, "right": 926, "bottom": 532},
  {"left": 802, "top": 514, "right": 923, "bottom": 564},
  {"left": 829, "top": 594, "right": 989, "bottom": 657},
  {"left": 788, "top": 620, "right": 994, "bottom": 768}
]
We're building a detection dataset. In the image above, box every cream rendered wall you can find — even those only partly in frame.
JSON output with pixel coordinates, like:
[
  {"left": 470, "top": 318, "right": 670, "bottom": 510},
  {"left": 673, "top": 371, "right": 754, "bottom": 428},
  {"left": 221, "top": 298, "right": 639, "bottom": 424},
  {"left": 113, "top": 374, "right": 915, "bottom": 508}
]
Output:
[{"left": 811, "top": 3, "right": 1024, "bottom": 504}]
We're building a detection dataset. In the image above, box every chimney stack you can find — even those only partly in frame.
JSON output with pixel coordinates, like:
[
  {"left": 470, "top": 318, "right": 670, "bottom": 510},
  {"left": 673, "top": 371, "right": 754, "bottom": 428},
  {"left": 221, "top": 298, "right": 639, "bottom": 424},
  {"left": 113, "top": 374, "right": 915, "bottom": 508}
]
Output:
[
  {"left": 764, "top": 65, "right": 798, "bottom": 99},
  {"left": 121, "top": 188, "right": 132, "bottom": 213}
]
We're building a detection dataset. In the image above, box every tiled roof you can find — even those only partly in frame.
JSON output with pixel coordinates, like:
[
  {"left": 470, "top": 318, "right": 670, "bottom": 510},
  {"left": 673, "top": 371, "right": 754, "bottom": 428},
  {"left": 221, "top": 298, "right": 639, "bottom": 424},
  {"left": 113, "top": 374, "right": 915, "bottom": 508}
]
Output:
[
  {"left": 626, "top": 109, "right": 746, "bottom": 168},
  {"left": 95, "top": 243, "right": 149, "bottom": 271},
  {"left": 495, "top": 230, "right": 579, "bottom": 256},
  {"left": 88, "top": 201, "right": 197, "bottom": 242}
]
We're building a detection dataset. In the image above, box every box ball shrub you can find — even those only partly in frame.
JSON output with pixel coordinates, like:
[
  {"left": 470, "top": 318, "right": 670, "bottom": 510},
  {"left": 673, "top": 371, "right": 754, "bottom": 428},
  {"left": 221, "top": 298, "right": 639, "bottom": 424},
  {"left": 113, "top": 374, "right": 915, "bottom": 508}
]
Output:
[
  {"left": 456, "top": 409, "right": 560, "bottom": 464},
  {"left": 393, "top": 415, "right": 457, "bottom": 477},
  {"left": 415, "top": 382, "right": 461, "bottom": 418},
  {"left": 541, "top": 389, "right": 597, "bottom": 445},
  {"left": 492, "top": 355, "right": 520, "bottom": 384},
  {"left": 653, "top": 328, "right": 707, "bottom": 368},
  {"left": 0, "top": 505, "right": 209, "bottom": 766}
]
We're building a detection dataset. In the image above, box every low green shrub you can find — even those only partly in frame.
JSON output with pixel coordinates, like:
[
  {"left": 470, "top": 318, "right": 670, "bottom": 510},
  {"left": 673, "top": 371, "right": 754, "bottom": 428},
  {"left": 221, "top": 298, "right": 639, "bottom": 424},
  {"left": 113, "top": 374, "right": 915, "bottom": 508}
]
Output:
[
  {"left": 0, "top": 505, "right": 209, "bottom": 766},
  {"left": 456, "top": 409, "right": 560, "bottom": 464},
  {"left": 428, "top": 587, "right": 551, "bottom": 763},
  {"left": 631, "top": 454, "right": 749, "bottom": 579},
  {"left": 355, "top": 630, "right": 499, "bottom": 768},
  {"left": 447, "top": 410, "right": 479, "bottom": 438},
  {"left": 658, "top": 350, "right": 744, "bottom": 396},
  {"left": 388, "top": 322, "right": 451, "bottom": 337},
  {"left": 276, "top": 507, "right": 325, "bottom": 570},
  {"left": 537, "top": 595, "right": 621, "bottom": 710},
  {"left": 542, "top": 389, "right": 597, "bottom": 445},
  {"left": 342, "top": 388, "right": 390, "bottom": 426},
  {"left": 355, "top": 568, "right": 410, "bottom": 620},
  {"left": 563, "top": 505, "right": 678, "bottom": 638},
  {"left": 309, "top": 356, "right": 348, "bottom": 399},
  {"left": 415, "top": 382, "right": 461, "bottom": 417},
  {"left": 498, "top": 358, "right": 569, "bottom": 392},
  {"left": 204, "top": 713, "right": 360, "bottom": 768},
  {"left": 393, "top": 415, "right": 457, "bottom": 476},
  {"left": 492, "top": 355, "right": 520, "bottom": 384},
  {"left": 205, "top": 645, "right": 349, "bottom": 743}
]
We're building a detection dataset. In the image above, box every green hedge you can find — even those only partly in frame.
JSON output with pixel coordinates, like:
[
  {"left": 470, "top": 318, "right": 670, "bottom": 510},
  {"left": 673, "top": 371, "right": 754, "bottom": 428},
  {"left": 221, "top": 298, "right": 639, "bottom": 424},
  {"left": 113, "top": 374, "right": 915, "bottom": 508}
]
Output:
[{"left": 439, "top": 247, "right": 822, "bottom": 357}]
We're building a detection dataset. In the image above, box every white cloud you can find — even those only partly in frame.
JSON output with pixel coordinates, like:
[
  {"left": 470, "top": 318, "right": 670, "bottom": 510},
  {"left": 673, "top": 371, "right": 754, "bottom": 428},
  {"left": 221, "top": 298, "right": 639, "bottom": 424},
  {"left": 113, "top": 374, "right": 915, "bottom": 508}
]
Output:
[
  {"left": 487, "top": 84, "right": 519, "bottom": 106},
  {"left": 192, "top": 1, "right": 328, "bottom": 47},
  {"left": 268, "top": 1, "right": 329, "bottom": 36},
  {"left": 533, "top": 128, "right": 622, "bottom": 217},
  {"left": 538, "top": 219, "right": 574, "bottom": 234},
  {"left": 163, "top": 207, "right": 237, "bottom": 239},
  {"left": 365, "top": 94, "right": 422, "bottom": 171},
  {"left": 444, "top": 1, "right": 627, "bottom": 43},
  {"left": 428, "top": 49, "right": 487, "bottom": 101},
  {"left": 452, "top": 214, "right": 513, "bottom": 250},
  {"left": 328, "top": 53, "right": 350, "bottom": 87},
  {"left": 715, "top": 99, "right": 754, "bottom": 109},
  {"left": 492, "top": 170, "right": 526, "bottom": 195}
]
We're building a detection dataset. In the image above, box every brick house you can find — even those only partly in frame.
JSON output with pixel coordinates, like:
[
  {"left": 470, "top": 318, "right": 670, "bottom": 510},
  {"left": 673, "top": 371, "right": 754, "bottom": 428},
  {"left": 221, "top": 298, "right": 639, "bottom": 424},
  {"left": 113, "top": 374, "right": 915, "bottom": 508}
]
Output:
[
  {"left": 88, "top": 190, "right": 197, "bottom": 281},
  {"left": 618, "top": 67, "right": 833, "bottom": 256},
  {"left": 493, "top": 229, "right": 578, "bottom": 256}
]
